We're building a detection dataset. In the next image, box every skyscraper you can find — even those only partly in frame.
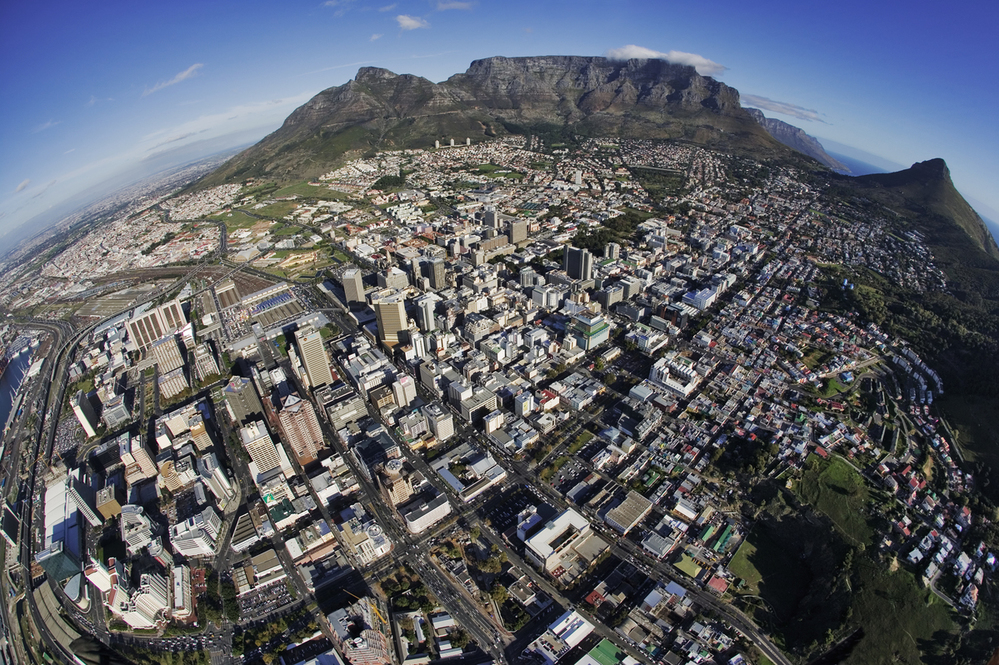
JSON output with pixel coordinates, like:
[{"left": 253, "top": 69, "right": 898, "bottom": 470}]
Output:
[
  {"left": 296, "top": 325, "right": 334, "bottom": 388},
  {"left": 72, "top": 390, "right": 99, "bottom": 439},
  {"left": 428, "top": 258, "right": 446, "bottom": 290},
  {"left": 415, "top": 293, "right": 438, "bottom": 333},
  {"left": 370, "top": 288, "right": 407, "bottom": 346},
  {"left": 564, "top": 247, "right": 593, "bottom": 281},
  {"left": 342, "top": 268, "right": 365, "bottom": 303},
  {"left": 223, "top": 376, "right": 264, "bottom": 425},
  {"left": 277, "top": 394, "right": 325, "bottom": 465},
  {"left": 240, "top": 421, "right": 281, "bottom": 475}
]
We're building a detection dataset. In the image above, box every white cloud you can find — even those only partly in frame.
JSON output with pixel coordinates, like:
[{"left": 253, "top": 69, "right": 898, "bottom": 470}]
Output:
[
  {"left": 396, "top": 14, "right": 429, "bottom": 30},
  {"left": 32, "top": 120, "right": 61, "bottom": 133},
  {"left": 15, "top": 180, "right": 30, "bottom": 193},
  {"left": 742, "top": 94, "right": 827, "bottom": 124},
  {"left": 437, "top": 1, "right": 473, "bottom": 9},
  {"left": 378, "top": 3, "right": 397, "bottom": 11},
  {"left": 604, "top": 45, "right": 726, "bottom": 77},
  {"left": 142, "top": 63, "right": 204, "bottom": 97},
  {"left": 31, "top": 180, "right": 57, "bottom": 199},
  {"left": 370, "top": 33, "right": 383, "bottom": 41}
]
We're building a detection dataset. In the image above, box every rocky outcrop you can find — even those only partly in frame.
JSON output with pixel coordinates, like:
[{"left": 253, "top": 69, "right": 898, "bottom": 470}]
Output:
[{"left": 746, "top": 108, "right": 848, "bottom": 172}]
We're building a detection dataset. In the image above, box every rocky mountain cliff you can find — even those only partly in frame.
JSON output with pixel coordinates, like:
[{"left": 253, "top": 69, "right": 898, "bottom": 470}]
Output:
[
  {"left": 745, "top": 108, "right": 848, "bottom": 172},
  {"left": 198, "top": 55, "right": 785, "bottom": 186},
  {"left": 854, "top": 158, "right": 999, "bottom": 262}
]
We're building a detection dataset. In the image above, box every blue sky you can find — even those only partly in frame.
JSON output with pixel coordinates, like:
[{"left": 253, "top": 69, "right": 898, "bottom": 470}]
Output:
[{"left": 2, "top": 0, "right": 998, "bottom": 244}]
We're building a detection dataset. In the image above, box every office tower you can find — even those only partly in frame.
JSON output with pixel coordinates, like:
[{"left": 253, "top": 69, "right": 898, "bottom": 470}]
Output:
[
  {"left": 150, "top": 335, "right": 185, "bottom": 373},
  {"left": 370, "top": 288, "right": 407, "bottom": 346},
  {"left": 422, "top": 403, "right": 454, "bottom": 442},
  {"left": 377, "top": 267, "right": 409, "bottom": 290},
  {"left": 605, "top": 242, "right": 620, "bottom": 260},
  {"left": 68, "top": 469, "right": 102, "bottom": 527},
  {"left": 508, "top": 219, "right": 528, "bottom": 244},
  {"left": 223, "top": 376, "right": 264, "bottom": 425},
  {"left": 96, "top": 483, "right": 124, "bottom": 520},
  {"left": 296, "top": 325, "right": 334, "bottom": 388},
  {"left": 278, "top": 395, "right": 325, "bottom": 465},
  {"left": 127, "top": 299, "right": 186, "bottom": 351},
  {"left": 428, "top": 258, "right": 446, "bottom": 290},
  {"left": 564, "top": 247, "right": 593, "bottom": 281},
  {"left": 119, "top": 433, "right": 157, "bottom": 485},
  {"left": 415, "top": 293, "right": 438, "bottom": 333},
  {"left": 240, "top": 421, "right": 281, "bottom": 475},
  {"left": 343, "top": 268, "right": 365, "bottom": 303},
  {"left": 380, "top": 459, "right": 412, "bottom": 506},
  {"left": 391, "top": 376, "right": 417, "bottom": 408},
  {"left": 101, "top": 393, "right": 131, "bottom": 429},
  {"left": 169, "top": 506, "right": 222, "bottom": 557},
  {"left": 72, "top": 390, "right": 99, "bottom": 438},
  {"left": 192, "top": 343, "right": 220, "bottom": 382}
]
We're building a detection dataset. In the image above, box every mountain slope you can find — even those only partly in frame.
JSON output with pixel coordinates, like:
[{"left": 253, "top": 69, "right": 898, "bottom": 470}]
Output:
[
  {"left": 745, "top": 108, "right": 848, "bottom": 172},
  {"left": 198, "top": 56, "right": 788, "bottom": 186},
  {"left": 854, "top": 158, "right": 999, "bottom": 263}
]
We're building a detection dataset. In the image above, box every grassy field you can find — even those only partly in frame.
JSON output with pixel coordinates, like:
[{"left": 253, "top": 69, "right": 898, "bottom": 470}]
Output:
[
  {"left": 272, "top": 181, "right": 350, "bottom": 200},
  {"left": 797, "top": 456, "right": 873, "bottom": 547},
  {"left": 251, "top": 200, "right": 300, "bottom": 219},
  {"left": 216, "top": 210, "right": 259, "bottom": 230}
]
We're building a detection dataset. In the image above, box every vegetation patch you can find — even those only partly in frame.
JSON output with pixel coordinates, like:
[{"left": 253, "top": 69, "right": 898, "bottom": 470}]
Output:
[{"left": 797, "top": 456, "right": 873, "bottom": 547}]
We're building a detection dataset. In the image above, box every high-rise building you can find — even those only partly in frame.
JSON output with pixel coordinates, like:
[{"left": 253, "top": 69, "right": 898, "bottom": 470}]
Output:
[
  {"left": 564, "top": 247, "right": 593, "bottom": 281},
  {"left": 605, "top": 242, "right": 621, "bottom": 260},
  {"left": 120, "top": 504, "right": 155, "bottom": 556},
  {"left": 119, "top": 433, "right": 157, "bottom": 485},
  {"left": 96, "top": 483, "right": 124, "bottom": 520},
  {"left": 391, "top": 376, "right": 417, "bottom": 408},
  {"left": 379, "top": 459, "right": 412, "bottom": 506},
  {"left": 72, "top": 390, "right": 99, "bottom": 439},
  {"left": 150, "top": 335, "right": 185, "bottom": 373},
  {"left": 414, "top": 293, "right": 438, "bottom": 333},
  {"left": 343, "top": 268, "right": 365, "bottom": 303},
  {"left": 296, "top": 325, "right": 334, "bottom": 389},
  {"left": 127, "top": 299, "right": 186, "bottom": 351},
  {"left": 370, "top": 288, "right": 407, "bottom": 346},
  {"left": 101, "top": 392, "right": 131, "bottom": 430},
  {"left": 172, "top": 565, "right": 193, "bottom": 619},
  {"left": 223, "top": 376, "right": 264, "bottom": 425},
  {"left": 278, "top": 395, "right": 325, "bottom": 465},
  {"left": 422, "top": 403, "right": 453, "bottom": 442},
  {"left": 507, "top": 219, "right": 529, "bottom": 245},
  {"left": 240, "top": 421, "right": 282, "bottom": 475},
  {"left": 169, "top": 506, "right": 221, "bottom": 557},
  {"left": 328, "top": 598, "right": 392, "bottom": 665},
  {"left": 68, "top": 468, "right": 102, "bottom": 528},
  {"left": 192, "top": 343, "right": 220, "bottom": 382},
  {"left": 377, "top": 267, "right": 409, "bottom": 290},
  {"left": 428, "top": 258, "right": 446, "bottom": 290},
  {"left": 571, "top": 309, "right": 611, "bottom": 351}
]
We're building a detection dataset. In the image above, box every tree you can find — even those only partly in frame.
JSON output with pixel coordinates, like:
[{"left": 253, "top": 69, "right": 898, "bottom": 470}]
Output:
[
  {"left": 489, "top": 583, "right": 508, "bottom": 603},
  {"left": 603, "top": 373, "right": 617, "bottom": 386}
]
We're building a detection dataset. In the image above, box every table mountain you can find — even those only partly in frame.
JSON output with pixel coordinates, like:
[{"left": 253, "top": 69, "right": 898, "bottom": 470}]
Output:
[{"left": 198, "top": 55, "right": 786, "bottom": 186}]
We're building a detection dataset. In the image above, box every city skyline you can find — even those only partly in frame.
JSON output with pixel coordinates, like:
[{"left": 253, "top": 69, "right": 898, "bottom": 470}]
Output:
[{"left": 2, "top": 0, "right": 998, "bottom": 247}]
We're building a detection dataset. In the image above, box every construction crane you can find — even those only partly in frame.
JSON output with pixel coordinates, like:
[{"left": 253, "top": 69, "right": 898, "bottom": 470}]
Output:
[{"left": 345, "top": 589, "right": 387, "bottom": 624}]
